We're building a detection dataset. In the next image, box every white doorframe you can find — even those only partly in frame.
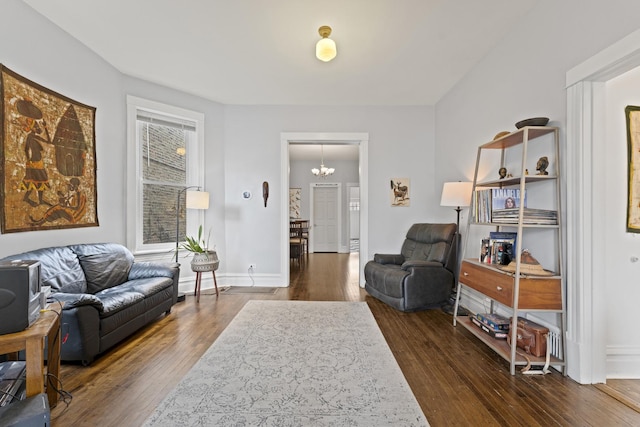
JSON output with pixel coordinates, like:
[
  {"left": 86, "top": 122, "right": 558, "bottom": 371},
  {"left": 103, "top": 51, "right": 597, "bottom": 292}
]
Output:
[
  {"left": 346, "top": 182, "right": 360, "bottom": 247},
  {"left": 565, "top": 28, "right": 640, "bottom": 384},
  {"left": 280, "top": 132, "right": 369, "bottom": 287},
  {"left": 310, "top": 182, "right": 342, "bottom": 253}
]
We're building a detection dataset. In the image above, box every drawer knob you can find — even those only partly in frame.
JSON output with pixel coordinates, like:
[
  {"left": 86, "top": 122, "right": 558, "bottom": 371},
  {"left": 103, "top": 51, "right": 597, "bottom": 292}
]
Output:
[
  {"left": 496, "top": 286, "right": 503, "bottom": 291},
  {"left": 463, "top": 272, "right": 469, "bottom": 276}
]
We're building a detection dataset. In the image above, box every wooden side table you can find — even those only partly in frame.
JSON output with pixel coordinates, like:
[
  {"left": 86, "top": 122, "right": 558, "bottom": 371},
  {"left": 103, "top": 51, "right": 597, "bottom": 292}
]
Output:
[
  {"left": 194, "top": 270, "right": 218, "bottom": 302},
  {"left": 0, "top": 308, "right": 61, "bottom": 408}
]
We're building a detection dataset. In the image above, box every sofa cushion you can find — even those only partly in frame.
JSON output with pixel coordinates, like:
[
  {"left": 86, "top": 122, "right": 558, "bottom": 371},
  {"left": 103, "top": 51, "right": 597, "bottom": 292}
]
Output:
[
  {"left": 94, "top": 287, "right": 145, "bottom": 316},
  {"left": 70, "top": 243, "right": 134, "bottom": 294},
  {"left": 1, "top": 246, "right": 87, "bottom": 293},
  {"left": 124, "top": 277, "right": 174, "bottom": 297}
]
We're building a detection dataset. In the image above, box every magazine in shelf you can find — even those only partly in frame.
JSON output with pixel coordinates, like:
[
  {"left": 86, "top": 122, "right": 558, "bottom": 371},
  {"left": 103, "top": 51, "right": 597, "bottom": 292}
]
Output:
[{"left": 491, "top": 188, "right": 526, "bottom": 212}]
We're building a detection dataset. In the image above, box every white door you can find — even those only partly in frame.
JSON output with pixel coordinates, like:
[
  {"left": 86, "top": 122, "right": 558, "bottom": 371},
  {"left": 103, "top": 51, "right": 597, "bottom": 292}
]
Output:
[{"left": 312, "top": 186, "right": 339, "bottom": 252}]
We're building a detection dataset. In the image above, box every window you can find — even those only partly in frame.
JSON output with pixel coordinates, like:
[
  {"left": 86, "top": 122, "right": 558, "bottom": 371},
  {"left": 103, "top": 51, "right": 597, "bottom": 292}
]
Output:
[{"left": 127, "top": 96, "right": 204, "bottom": 254}]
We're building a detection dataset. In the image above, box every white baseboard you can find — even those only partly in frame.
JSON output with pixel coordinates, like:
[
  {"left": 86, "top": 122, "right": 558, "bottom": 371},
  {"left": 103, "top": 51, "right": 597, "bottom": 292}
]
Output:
[
  {"left": 178, "top": 272, "right": 286, "bottom": 294},
  {"left": 606, "top": 346, "right": 640, "bottom": 379}
]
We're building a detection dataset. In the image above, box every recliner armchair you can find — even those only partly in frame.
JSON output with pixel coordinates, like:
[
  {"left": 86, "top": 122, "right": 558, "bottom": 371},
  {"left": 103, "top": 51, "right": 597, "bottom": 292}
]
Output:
[{"left": 364, "top": 223, "right": 457, "bottom": 312}]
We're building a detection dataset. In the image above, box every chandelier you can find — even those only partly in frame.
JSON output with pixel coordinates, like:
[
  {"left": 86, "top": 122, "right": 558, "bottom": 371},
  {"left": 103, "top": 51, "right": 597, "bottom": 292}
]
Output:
[{"left": 311, "top": 145, "right": 335, "bottom": 178}]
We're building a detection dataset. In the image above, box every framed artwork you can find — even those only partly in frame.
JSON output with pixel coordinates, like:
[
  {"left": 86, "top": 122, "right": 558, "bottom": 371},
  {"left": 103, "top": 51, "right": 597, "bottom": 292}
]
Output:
[
  {"left": 1, "top": 65, "right": 98, "bottom": 233},
  {"left": 390, "top": 178, "right": 410, "bottom": 207},
  {"left": 289, "top": 188, "right": 301, "bottom": 219},
  {"left": 625, "top": 105, "right": 640, "bottom": 233}
]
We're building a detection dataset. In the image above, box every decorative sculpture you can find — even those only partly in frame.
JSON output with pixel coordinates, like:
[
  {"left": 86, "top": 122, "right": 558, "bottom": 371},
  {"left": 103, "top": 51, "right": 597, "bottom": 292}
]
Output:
[
  {"left": 499, "top": 167, "right": 507, "bottom": 179},
  {"left": 263, "top": 181, "right": 269, "bottom": 207},
  {"left": 536, "top": 156, "right": 549, "bottom": 175}
]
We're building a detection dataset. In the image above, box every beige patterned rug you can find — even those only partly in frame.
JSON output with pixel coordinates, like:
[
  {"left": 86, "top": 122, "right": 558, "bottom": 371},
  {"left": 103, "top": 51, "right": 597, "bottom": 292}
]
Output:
[{"left": 144, "top": 300, "right": 428, "bottom": 426}]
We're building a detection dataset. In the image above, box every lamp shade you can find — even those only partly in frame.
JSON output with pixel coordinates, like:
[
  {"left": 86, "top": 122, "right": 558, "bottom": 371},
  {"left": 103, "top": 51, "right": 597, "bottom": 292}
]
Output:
[
  {"left": 440, "top": 182, "right": 472, "bottom": 207},
  {"left": 186, "top": 190, "right": 210, "bottom": 210},
  {"left": 316, "top": 38, "right": 336, "bottom": 62},
  {"left": 316, "top": 26, "right": 336, "bottom": 62}
]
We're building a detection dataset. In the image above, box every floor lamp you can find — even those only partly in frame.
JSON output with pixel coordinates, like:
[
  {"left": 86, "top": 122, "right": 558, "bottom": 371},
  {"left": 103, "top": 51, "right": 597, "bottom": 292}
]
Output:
[
  {"left": 440, "top": 181, "right": 472, "bottom": 314},
  {"left": 440, "top": 181, "right": 473, "bottom": 233},
  {"left": 175, "top": 187, "right": 210, "bottom": 263}
]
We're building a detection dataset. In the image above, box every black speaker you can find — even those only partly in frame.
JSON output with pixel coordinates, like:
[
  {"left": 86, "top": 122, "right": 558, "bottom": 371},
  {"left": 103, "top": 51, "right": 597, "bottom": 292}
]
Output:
[{"left": 0, "top": 260, "right": 41, "bottom": 335}]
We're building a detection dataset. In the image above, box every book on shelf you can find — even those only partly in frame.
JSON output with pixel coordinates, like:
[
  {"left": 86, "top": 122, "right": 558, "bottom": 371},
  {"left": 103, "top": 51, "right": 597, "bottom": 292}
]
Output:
[
  {"left": 476, "top": 313, "right": 510, "bottom": 331},
  {"left": 479, "top": 238, "right": 491, "bottom": 263},
  {"left": 489, "top": 231, "right": 517, "bottom": 265},
  {"left": 491, "top": 208, "right": 558, "bottom": 225},
  {"left": 470, "top": 316, "right": 509, "bottom": 339},
  {"left": 472, "top": 188, "right": 526, "bottom": 223}
]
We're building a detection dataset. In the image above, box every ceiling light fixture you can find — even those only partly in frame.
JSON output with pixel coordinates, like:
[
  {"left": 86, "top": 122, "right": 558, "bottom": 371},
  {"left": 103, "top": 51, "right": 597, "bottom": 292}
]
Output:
[
  {"left": 316, "top": 25, "right": 337, "bottom": 62},
  {"left": 311, "top": 145, "right": 335, "bottom": 178}
]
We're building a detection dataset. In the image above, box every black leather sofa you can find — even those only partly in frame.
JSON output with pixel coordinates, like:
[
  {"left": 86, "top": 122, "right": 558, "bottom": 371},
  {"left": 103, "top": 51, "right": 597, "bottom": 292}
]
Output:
[
  {"left": 1, "top": 243, "right": 179, "bottom": 365},
  {"left": 364, "top": 223, "right": 457, "bottom": 312}
]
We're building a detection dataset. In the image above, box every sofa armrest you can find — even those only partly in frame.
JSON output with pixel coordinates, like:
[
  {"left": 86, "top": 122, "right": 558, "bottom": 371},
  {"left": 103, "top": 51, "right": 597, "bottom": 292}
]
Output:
[
  {"left": 401, "top": 260, "right": 443, "bottom": 271},
  {"left": 373, "top": 254, "right": 404, "bottom": 265},
  {"left": 128, "top": 262, "right": 179, "bottom": 280},
  {"left": 50, "top": 292, "right": 104, "bottom": 311}
]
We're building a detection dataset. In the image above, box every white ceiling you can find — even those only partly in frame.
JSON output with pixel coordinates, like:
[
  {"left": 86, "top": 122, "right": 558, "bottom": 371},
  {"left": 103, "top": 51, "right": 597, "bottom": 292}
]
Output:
[{"left": 22, "top": 0, "right": 538, "bottom": 106}]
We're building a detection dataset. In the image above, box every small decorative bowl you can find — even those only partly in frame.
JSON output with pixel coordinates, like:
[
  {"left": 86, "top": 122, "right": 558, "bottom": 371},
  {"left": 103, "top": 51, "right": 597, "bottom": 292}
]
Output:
[{"left": 515, "top": 117, "right": 549, "bottom": 129}]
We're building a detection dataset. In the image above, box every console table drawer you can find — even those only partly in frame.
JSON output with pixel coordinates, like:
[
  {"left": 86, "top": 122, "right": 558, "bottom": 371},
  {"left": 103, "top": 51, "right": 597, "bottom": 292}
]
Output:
[
  {"left": 460, "top": 261, "right": 512, "bottom": 306},
  {"left": 460, "top": 260, "right": 562, "bottom": 310}
]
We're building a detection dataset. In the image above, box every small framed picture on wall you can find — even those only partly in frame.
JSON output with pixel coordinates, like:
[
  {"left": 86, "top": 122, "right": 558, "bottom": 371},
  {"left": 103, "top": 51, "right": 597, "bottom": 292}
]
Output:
[{"left": 390, "top": 178, "right": 410, "bottom": 207}]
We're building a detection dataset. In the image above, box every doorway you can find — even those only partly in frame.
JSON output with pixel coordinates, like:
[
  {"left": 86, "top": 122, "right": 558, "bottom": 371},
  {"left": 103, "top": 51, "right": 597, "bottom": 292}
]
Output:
[{"left": 280, "top": 132, "right": 369, "bottom": 287}]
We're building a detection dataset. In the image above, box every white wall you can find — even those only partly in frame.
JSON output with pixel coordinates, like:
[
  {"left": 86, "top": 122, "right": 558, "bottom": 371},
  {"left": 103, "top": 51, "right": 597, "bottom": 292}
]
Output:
[
  {"left": 223, "top": 105, "right": 436, "bottom": 278},
  {"left": 604, "top": 66, "right": 640, "bottom": 378},
  {"left": 121, "top": 76, "right": 226, "bottom": 280},
  {"left": 0, "top": 0, "right": 125, "bottom": 256},
  {"left": 435, "top": 0, "right": 640, "bottom": 382},
  {"left": 0, "top": 1, "right": 228, "bottom": 289}
]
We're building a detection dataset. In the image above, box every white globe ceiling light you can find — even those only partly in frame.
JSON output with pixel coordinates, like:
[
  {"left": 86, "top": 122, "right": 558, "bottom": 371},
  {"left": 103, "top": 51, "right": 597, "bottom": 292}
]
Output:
[
  {"left": 316, "top": 26, "right": 337, "bottom": 62},
  {"left": 311, "top": 145, "right": 335, "bottom": 178}
]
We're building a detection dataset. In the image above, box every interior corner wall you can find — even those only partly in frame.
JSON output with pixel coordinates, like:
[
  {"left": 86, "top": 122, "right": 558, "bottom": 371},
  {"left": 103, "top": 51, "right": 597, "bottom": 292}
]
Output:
[
  {"left": 434, "top": 0, "right": 640, "bottom": 383},
  {"left": 0, "top": 0, "right": 125, "bottom": 257},
  {"left": 223, "top": 105, "right": 435, "bottom": 279}
]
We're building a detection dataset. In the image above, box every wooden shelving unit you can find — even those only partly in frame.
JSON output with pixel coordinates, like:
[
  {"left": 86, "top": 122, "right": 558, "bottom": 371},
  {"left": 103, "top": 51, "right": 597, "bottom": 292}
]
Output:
[{"left": 453, "top": 126, "right": 566, "bottom": 375}]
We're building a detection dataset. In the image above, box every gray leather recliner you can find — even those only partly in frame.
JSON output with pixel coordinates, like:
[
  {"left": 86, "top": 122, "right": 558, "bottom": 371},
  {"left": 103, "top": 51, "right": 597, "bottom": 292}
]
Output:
[{"left": 364, "top": 223, "right": 457, "bottom": 312}]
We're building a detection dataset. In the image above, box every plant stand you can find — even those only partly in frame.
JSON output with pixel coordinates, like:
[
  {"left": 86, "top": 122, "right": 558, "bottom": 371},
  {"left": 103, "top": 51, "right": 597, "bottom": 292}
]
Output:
[
  {"left": 190, "top": 251, "right": 220, "bottom": 303},
  {"left": 194, "top": 270, "right": 218, "bottom": 302}
]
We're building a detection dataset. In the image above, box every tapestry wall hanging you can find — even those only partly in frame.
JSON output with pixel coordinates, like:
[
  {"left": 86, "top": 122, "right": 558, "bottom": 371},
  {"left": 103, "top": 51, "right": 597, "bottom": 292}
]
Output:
[
  {"left": 390, "top": 178, "right": 410, "bottom": 207},
  {"left": 625, "top": 105, "right": 640, "bottom": 233},
  {"left": 1, "top": 65, "right": 98, "bottom": 233}
]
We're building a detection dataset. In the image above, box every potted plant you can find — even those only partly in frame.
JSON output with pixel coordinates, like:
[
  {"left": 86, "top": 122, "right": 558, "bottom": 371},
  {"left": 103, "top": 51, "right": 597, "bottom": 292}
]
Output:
[{"left": 179, "top": 225, "right": 219, "bottom": 272}]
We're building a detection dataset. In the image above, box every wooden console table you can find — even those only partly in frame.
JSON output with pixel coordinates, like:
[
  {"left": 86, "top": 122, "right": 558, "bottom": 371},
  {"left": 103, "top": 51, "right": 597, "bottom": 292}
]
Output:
[{"left": 0, "top": 307, "right": 62, "bottom": 408}]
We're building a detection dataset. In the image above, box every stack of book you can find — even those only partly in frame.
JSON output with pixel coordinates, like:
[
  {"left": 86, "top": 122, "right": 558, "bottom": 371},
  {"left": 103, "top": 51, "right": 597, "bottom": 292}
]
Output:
[
  {"left": 473, "top": 188, "right": 526, "bottom": 223},
  {"left": 491, "top": 208, "right": 558, "bottom": 225},
  {"left": 470, "top": 313, "right": 510, "bottom": 339}
]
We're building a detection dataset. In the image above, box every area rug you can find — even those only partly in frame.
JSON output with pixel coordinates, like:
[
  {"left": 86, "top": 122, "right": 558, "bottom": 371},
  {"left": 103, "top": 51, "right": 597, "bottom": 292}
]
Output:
[{"left": 144, "top": 300, "right": 429, "bottom": 426}]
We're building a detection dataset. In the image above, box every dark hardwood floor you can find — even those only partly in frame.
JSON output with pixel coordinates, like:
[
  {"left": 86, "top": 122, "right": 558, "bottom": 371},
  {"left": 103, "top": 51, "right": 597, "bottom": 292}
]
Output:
[{"left": 49, "top": 253, "right": 640, "bottom": 426}]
